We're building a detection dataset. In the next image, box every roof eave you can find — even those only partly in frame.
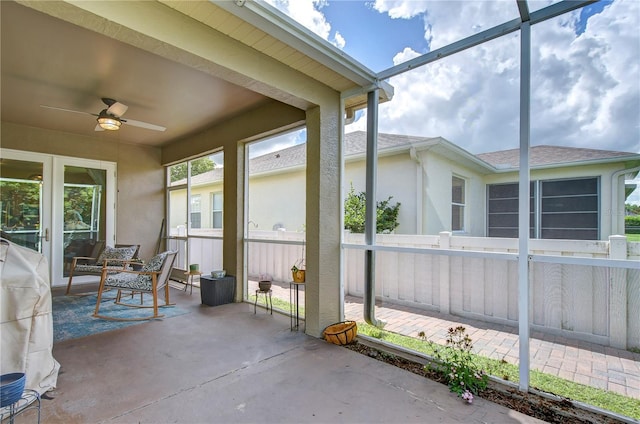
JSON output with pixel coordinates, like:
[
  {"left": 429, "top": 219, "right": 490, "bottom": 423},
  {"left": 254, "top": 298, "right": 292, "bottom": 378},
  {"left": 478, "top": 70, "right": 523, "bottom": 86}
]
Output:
[
  {"left": 215, "top": 0, "right": 378, "bottom": 87},
  {"left": 491, "top": 156, "right": 640, "bottom": 173}
]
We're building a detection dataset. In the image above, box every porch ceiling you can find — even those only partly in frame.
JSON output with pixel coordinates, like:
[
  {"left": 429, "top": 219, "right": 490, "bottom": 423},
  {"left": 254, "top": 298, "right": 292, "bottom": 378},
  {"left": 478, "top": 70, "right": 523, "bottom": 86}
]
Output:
[{"left": 0, "top": 1, "right": 378, "bottom": 149}]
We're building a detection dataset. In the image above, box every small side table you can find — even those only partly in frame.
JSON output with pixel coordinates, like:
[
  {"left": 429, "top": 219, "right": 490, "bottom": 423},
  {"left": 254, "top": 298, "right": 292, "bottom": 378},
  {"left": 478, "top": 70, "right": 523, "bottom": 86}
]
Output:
[
  {"left": 289, "top": 281, "right": 305, "bottom": 331},
  {"left": 183, "top": 271, "right": 202, "bottom": 295},
  {"left": 200, "top": 275, "right": 235, "bottom": 306},
  {"left": 254, "top": 288, "right": 272, "bottom": 314}
]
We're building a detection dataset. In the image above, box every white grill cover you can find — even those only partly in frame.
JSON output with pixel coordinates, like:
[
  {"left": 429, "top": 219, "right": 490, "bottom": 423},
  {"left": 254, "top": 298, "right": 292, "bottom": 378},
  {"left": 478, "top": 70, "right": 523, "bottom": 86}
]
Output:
[{"left": 1, "top": 239, "right": 59, "bottom": 394}]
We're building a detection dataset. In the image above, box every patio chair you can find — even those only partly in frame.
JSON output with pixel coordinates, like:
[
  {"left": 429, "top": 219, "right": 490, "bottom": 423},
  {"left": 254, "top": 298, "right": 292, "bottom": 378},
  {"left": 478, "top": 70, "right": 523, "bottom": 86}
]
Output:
[
  {"left": 92, "top": 250, "right": 178, "bottom": 321},
  {"left": 65, "top": 243, "right": 140, "bottom": 295}
]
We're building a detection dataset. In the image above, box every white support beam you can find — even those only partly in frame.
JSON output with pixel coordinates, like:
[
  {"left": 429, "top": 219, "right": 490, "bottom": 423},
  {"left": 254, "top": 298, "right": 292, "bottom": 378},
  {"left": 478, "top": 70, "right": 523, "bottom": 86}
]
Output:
[{"left": 518, "top": 20, "right": 532, "bottom": 392}]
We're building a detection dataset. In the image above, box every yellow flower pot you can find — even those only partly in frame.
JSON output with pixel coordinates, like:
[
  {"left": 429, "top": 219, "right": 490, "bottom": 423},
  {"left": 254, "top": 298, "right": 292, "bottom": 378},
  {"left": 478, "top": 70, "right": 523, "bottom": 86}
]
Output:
[{"left": 292, "top": 269, "right": 305, "bottom": 283}]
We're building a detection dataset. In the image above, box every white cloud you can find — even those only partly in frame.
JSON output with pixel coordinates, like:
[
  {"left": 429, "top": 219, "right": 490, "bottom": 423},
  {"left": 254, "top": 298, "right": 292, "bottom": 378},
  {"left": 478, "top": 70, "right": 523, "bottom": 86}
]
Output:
[
  {"left": 264, "top": 0, "right": 345, "bottom": 48},
  {"left": 248, "top": 130, "right": 305, "bottom": 158},
  {"left": 373, "top": 0, "right": 517, "bottom": 51},
  {"left": 269, "top": 0, "right": 639, "bottom": 156},
  {"left": 351, "top": 1, "right": 640, "bottom": 155}
]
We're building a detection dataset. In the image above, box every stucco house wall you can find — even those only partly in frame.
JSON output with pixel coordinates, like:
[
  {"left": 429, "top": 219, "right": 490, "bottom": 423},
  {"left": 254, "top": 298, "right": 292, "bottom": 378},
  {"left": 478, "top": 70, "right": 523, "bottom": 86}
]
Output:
[
  {"left": 419, "top": 149, "right": 487, "bottom": 236},
  {"left": 248, "top": 168, "right": 307, "bottom": 232},
  {"left": 205, "top": 132, "right": 638, "bottom": 240}
]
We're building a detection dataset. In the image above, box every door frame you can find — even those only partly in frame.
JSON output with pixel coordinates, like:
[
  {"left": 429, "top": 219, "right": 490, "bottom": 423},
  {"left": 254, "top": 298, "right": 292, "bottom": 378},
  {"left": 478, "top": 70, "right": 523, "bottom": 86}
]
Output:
[{"left": 1, "top": 148, "right": 116, "bottom": 286}]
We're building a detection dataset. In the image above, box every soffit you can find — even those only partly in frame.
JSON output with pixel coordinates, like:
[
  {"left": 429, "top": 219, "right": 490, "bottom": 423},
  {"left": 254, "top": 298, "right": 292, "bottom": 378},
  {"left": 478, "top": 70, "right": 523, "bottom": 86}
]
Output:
[{"left": 162, "top": 1, "right": 381, "bottom": 110}]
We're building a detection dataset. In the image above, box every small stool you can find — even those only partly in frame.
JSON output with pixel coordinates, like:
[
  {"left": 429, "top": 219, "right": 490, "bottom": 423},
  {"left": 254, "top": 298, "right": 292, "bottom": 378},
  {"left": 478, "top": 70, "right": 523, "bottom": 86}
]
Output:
[
  {"left": 254, "top": 289, "right": 272, "bottom": 314},
  {"left": 183, "top": 271, "right": 202, "bottom": 295}
]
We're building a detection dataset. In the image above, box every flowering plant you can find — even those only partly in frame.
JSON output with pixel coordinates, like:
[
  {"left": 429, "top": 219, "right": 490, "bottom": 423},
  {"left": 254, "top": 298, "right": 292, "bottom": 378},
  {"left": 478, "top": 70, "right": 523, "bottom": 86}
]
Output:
[{"left": 420, "top": 326, "right": 488, "bottom": 404}]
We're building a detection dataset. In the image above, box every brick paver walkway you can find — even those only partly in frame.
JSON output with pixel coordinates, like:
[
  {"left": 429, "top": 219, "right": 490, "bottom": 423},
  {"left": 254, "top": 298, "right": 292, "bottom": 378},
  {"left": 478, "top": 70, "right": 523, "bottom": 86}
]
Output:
[
  {"left": 247, "top": 281, "right": 640, "bottom": 399},
  {"left": 344, "top": 295, "right": 640, "bottom": 399}
]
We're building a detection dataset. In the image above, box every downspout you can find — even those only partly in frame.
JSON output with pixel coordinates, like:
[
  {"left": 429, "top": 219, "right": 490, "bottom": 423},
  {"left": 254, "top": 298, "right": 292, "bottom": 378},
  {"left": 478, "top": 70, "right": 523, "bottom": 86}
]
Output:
[
  {"left": 364, "top": 89, "right": 379, "bottom": 327},
  {"left": 611, "top": 166, "right": 640, "bottom": 236},
  {"left": 409, "top": 146, "right": 424, "bottom": 234}
]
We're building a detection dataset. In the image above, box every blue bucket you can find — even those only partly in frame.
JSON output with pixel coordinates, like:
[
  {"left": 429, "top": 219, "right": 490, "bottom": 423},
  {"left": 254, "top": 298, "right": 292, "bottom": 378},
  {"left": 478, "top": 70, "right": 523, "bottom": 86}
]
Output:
[{"left": 0, "top": 373, "right": 26, "bottom": 407}]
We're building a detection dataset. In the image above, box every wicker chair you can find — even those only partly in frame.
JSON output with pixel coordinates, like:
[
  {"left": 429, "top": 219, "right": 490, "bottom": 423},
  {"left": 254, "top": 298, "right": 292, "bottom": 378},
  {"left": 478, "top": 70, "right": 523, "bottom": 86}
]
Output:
[
  {"left": 65, "top": 243, "right": 140, "bottom": 295},
  {"left": 93, "top": 251, "right": 178, "bottom": 321}
]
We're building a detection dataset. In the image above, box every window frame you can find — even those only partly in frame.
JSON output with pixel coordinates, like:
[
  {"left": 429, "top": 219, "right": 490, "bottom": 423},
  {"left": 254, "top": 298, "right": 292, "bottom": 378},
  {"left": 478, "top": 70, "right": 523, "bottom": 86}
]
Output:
[
  {"left": 451, "top": 175, "right": 466, "bottom": 233},
  {"left": 486, "top": 177, "right": 600, "bottom": 240},
  {"left": 211, "top": 191, "right": 223, "bottom": 229}
]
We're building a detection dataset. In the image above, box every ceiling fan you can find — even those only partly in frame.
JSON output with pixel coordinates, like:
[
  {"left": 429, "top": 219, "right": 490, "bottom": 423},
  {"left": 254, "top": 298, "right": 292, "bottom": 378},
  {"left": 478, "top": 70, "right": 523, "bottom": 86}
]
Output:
[{"left": 40, "top": 97, "right": 166, "bottom": 132}]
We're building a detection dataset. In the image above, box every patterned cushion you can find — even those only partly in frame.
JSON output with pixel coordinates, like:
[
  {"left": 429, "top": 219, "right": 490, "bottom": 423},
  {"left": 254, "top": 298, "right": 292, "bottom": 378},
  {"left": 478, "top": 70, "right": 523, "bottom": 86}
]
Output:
[
  {"left": 96, "top": 245, "right": 137, "bottom": 265},
  {"left": 105, "top": 252, "right": 169, "bottom": 291},
  {"left": 142, "top": 251, "right": 168, "bottom": 272},
  {"left": 75, "top": 264, "right": 125, "bottom": 274},
  {"left": 105, "top": 272, "right": 153, "bottom": 291}
]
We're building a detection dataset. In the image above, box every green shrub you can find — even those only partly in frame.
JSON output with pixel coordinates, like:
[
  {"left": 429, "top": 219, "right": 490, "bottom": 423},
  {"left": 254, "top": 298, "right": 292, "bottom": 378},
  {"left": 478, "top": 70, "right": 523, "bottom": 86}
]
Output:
[
  {"left": 344, "top": 183, "right": 400, "bottom": 233},
  {"left": 626, "top": 215, "right": 640, "bottom": 234}
]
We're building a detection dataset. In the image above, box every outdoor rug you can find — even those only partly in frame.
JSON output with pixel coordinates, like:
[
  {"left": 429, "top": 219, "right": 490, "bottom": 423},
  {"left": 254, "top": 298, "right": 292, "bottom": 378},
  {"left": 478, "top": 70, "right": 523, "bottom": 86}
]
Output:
[{"left": 53, "top": 293, "right": 189, "bottom": 342}]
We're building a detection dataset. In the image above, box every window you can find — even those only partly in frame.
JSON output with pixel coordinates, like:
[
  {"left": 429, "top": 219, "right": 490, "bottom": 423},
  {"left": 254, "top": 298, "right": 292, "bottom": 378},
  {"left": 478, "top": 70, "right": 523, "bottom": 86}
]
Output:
[
  {"left": 190, "top": 194, "right": 201, "bottom": 229},
  {"left": 487, "top": 177, "right": 599, "bottom": 240},
  {"left": 211, "top": 192, "right": 223, "bottom": 229},
  {"left": 451, "top": 176, "right": 465, "bottom": 232},
  {"left": 487, "top": 182, "right": 535, "bottom": 238},
  {"left": 540, "top": 178, "right": 599, "bottom": 240}
]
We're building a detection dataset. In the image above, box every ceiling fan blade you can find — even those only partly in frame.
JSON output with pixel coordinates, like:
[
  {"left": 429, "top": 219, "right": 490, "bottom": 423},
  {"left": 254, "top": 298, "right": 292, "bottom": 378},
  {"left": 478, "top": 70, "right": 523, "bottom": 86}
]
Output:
[
  {"left": 40, "top": 104, "right": 96, "bottom": 116},
  {"left": 106, "top": 101, "right": 128, "bottom": 118},
  {"left": 122, "top": 118, "right": 166, "bottom": 132},
  {"left": 94, "top": 124, "right": 104, "bottom": 132}
]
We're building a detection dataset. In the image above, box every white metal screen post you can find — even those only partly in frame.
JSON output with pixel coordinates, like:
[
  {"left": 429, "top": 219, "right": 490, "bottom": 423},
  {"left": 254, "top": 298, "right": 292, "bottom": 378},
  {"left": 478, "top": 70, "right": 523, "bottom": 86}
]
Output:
[{"left": 518, "top": 18, "right": 532, "bottom": 391}]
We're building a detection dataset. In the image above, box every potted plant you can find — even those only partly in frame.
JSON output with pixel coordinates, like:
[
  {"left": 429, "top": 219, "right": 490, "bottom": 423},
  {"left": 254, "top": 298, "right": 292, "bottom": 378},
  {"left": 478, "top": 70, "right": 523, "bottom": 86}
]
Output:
[
  {"left": 291, "top": 254, "right": 305, "bottom": 283},
  {"left": 258, "top": 274, "right": 272, "bottom": 291},
  {"left": 291, "top": 233, "right": 306, "bottom": 283}
]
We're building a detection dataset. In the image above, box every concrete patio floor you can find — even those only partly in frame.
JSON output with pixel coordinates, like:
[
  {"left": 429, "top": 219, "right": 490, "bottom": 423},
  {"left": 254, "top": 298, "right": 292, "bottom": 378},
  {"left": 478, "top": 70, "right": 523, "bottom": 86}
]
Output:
[
  {"left": 248, "top": 279, "right": 640, "bottom": 400},
  {"left": 40, "top": 285, "right": 545, "bottom": 423}
]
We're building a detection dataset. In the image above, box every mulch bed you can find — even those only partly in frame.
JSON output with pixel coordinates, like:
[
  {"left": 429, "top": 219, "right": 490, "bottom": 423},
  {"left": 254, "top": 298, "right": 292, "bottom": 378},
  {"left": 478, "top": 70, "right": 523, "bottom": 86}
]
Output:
[{"left": 344, "top": 340, "right": 627, "bottom": 424}]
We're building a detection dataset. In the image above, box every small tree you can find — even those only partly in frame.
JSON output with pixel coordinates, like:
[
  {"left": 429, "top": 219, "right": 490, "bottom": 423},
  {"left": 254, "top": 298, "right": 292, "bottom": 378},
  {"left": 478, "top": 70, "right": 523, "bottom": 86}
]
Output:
[
  {"left": 170, "top": 157, "right": 215, "bottom": 183},
  {"left": 344, "top": 184, "right": 400, "bottom": 233}
]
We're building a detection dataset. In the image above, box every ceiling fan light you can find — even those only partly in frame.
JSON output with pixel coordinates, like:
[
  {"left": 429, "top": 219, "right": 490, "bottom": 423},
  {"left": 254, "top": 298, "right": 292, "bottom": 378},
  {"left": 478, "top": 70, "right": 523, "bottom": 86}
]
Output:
[{"left": 97, "top": 116, "right": 121, "bottom": 131}]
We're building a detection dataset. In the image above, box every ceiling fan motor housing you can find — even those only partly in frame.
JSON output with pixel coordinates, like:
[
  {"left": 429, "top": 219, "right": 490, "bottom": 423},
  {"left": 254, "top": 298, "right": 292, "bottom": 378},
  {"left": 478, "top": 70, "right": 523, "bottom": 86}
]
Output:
[{"left": 97, "top": 109, "right": 122, "bottom": 130}]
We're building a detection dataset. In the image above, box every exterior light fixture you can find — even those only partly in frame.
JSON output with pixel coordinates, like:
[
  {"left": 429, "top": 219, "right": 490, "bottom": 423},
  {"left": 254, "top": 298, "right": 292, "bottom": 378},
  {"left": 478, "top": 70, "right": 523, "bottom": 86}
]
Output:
[{"left": 97, "top": 112, "right": 122, "bottom": 130}]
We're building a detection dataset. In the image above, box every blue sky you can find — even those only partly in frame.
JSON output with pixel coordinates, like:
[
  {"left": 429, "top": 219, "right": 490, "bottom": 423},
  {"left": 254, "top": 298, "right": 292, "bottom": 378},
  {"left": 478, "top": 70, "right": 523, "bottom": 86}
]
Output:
[
  {"left": 260, "top": 0, "right": 639, "bottom": 204},
  {"left": 321, "top": 1, "right": 428, "bottom": 72}
]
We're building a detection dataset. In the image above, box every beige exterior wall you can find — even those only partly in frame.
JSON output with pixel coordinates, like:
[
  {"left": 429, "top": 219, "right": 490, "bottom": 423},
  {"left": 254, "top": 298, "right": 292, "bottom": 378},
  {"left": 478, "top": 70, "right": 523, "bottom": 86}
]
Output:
[
  {"left": 248, "top": 168, "right": 306, "bottom": 232},
  {"left": 1, "top": 122, "right": 165, "bottom": 261}
]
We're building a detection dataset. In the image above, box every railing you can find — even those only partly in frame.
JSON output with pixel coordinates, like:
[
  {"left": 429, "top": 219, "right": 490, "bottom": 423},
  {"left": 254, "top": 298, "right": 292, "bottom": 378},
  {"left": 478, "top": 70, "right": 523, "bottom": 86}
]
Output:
[
  {"left": 343, "top": 232, "right": 639, "bottom": 349},
  {"left": 169, "top": 228, "right": 639, "bottom": 349},
  {"left": 246, "top": 230, "right": 305, "bottom": 282},
  {"left": 166, "top": 231, "right": 224, "bottom": 274}
]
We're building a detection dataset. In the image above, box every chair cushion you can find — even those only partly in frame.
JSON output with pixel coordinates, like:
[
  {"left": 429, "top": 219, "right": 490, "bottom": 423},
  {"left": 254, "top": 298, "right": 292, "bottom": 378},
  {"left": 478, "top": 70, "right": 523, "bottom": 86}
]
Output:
[
  {"left": 96, "top": 245, "right": 137, "bottom": 265},
  {"left": 75, "top": 264, "right": 125, "bottom": 274},
  {"left": 142, "top": 251, "right": 168, "bottom": 272},
  {"left": 104, "top": 252, "right": 170, "bottom": 292},
  {"left": 105, "top": 272, "right": 153, "bottom": 291}
]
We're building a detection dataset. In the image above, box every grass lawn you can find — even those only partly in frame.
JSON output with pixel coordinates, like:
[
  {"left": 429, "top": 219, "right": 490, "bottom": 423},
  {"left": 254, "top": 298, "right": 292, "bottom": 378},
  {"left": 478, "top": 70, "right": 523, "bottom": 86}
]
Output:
[{"left": 626, "top": 233, "right": 640, "bottom": 242}]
